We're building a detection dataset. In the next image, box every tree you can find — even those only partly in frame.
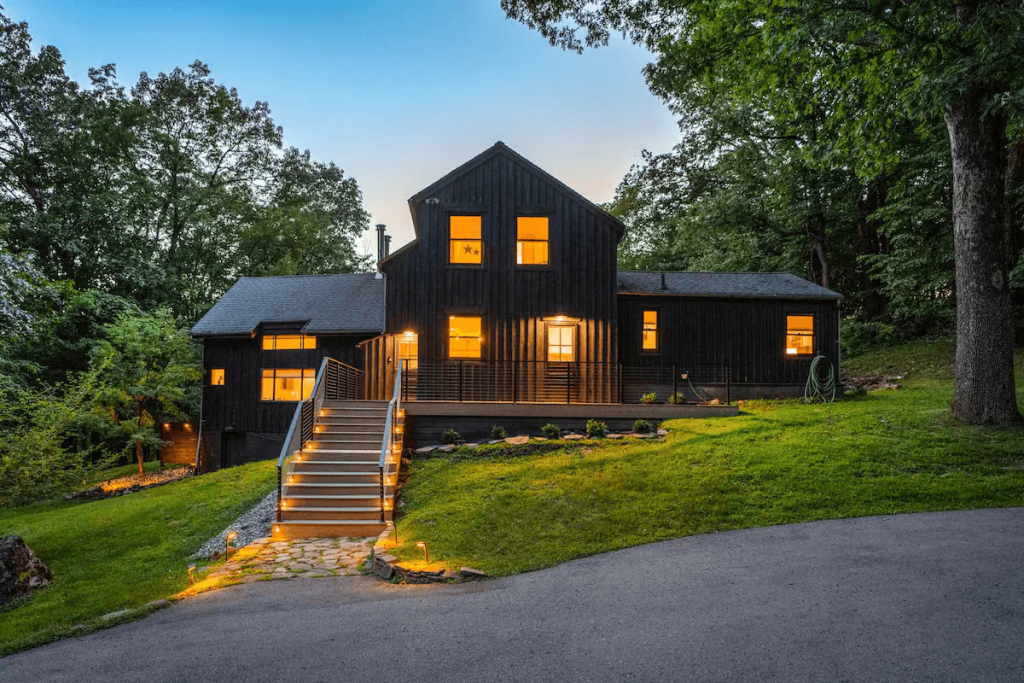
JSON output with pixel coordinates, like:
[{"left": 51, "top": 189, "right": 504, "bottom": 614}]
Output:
[
  {"left": 504, "top": 0, "right": 1022, "bottom": 424},
  {"left": 91, "top": 309, "right": 201, "bottom": 474}
]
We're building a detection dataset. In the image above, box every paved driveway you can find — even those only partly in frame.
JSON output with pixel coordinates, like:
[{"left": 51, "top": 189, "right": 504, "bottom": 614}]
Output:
[{"left": 3, "top": 508, "right": 1022, "bottom": 682}]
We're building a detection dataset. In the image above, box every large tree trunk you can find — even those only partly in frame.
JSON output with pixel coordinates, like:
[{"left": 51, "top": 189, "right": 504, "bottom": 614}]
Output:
[{"left": 945, "top": 86, "right": 1020, "bottom": 425}]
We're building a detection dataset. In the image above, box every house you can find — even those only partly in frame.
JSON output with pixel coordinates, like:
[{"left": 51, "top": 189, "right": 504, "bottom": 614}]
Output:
[{"left": 191, "top": 142, "right": 841, "bottom": 472}]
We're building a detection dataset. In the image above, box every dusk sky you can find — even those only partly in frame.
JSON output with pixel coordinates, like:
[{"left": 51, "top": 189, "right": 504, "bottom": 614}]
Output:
[{"left": 7, "top": 0, "right": 679, "bottom": 253}]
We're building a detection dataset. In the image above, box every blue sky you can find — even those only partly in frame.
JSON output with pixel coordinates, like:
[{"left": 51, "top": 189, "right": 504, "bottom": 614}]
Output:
[{"left": 7, "top": 0, "right": 678, "bottom": 252}]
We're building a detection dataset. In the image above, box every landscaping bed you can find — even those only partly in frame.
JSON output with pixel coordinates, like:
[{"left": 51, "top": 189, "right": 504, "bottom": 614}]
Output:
[{"left": 68, "top": 465, "right": 193, "bottom": 500}]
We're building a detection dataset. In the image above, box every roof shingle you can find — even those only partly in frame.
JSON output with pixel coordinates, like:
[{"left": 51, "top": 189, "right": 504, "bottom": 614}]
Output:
[
  {"left": 617, "top": 271, "right": 842, "bottom": 300},
  {"left": 190, "top": 273, "right": 385, "bottom": 337}
]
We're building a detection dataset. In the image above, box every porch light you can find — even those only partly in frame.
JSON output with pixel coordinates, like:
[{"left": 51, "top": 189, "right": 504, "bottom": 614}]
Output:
[
  {"left": 163, "top": 423, "right": 170, "bottom": 429},
  {"left": 416, "top": 541, "right": 429, "bottom": 563},
  {"left": 556, "top": 315, "right": 566, "bottom": 322},
  {"left": 404, "top": 330, "right": 415, "bottom": 337}
]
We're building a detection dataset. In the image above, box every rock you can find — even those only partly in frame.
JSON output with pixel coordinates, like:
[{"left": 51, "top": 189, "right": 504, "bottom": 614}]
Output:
[
  {"left": 443, "top": 569, "right": 460, "bottom": 580},
  {"left": 708, "top": 399, "right": 721, "bottom": 405},
  {"left": 460, "top": 567, "right": 487, "bottom": 579},
  {"left": 505, "top": 436, "right": 529, "bottom": 445},
  {"left": 0, "top": 535, "right": 53, "bottom": 606},
  {"left": 532, "top": 436, "right": 547, "bottom": 441},
  {"left": 607, "top": 433, "right": 624, "bottom": 439},
  {"left": 438, "top": 445, "right": 456, "bottom": 453},
  {"left": 465, "top": 443, "right": 479, "bottom": 449},
  {"left": 657, "top": 429, "right": 668, "bottom": 435},
  {"left": 415, "top": 445, "right": 439, "bottom": 454},
  {"left": 488, "top": 440, "right": 504, "bottom": 445},
  {"left": 377, "top": 563, "right": 395, "bottom": 580},
  {"left": 377, "top": 554, "right": 398, "bottom": 564},
  {"left": 563, "top": 433, "right": 584, "bottom": 440},
  {"left": 636, "top": 433, "right": 658, "bottom": 439}
]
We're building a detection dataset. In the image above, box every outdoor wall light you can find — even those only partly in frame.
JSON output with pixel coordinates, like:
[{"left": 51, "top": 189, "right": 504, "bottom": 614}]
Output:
[
  {"left": 416, "top": 541, "right": 429, "bottom": 563},
  {"left": 225, "top": 530, "right": 238, "bottom": 558}
]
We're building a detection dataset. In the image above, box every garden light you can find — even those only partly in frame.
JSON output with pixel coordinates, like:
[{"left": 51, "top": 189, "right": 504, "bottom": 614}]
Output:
[
  {"left": 225, "top": 530, "right": 238, "bottom": 558},
  {"left": 416, "top": 541, "right": 428, "bottom": 563}
]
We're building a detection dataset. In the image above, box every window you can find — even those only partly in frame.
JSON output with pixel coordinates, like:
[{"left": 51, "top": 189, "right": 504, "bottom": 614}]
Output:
[
  {"left": 262, "top": 334, "right": 316, "bottom": 350},
  {"left": 517, "top": 217, "right": 549, "bottom": 265},
  {"left": 448, "top": 316, "right": 482, "bottom": 358},
  {"left": 547, "top": 325, "right": 574, "bottom": 362},
  {"left": 261, "top": 368, "right": 315, "bottom": 401},
  {"left": 642, "top": 310, "right": 659, "bottom": 352},
  {"left": 449, "top": 215, "right": 482, "bottom": 265},
  {"left": 785, "top": 315, "right": 814, "bottom": 356},
  {"left": 211, "top": 368, "right": 225, "bottom": 386},
  {"left": 398, "top": 332, "right": 418, "bottom": 371}
]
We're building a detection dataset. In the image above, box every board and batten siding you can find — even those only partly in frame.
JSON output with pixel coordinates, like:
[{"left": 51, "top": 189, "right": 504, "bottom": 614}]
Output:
[
  {"left": 377, "top": 148, "right": 621, "bottom": 397},
  {"left": 617, "top": 295, "right": 841, "bottom": 393}
]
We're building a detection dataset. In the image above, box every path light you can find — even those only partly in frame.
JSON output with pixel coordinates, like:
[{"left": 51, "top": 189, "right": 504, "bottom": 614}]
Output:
[
  {"left": 225, "top": 530, "right": 238, "bottom": 559},
  {"left": 188, "top": 564, "right": 197, "bottom": 586},
  {"left": 416, "top": 541, "right": 429, "bottom": 563}
]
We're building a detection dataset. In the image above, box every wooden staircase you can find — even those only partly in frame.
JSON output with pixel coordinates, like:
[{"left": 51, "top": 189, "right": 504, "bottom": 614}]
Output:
[{"left": 272, "top": 400, "right": 402, "bottom": 540}]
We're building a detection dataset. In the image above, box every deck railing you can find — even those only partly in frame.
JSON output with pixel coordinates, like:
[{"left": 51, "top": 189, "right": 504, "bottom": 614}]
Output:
[
  {"left": 401, "top": 360, "right": 730, "bottom": 405},
  {"left": 276, "top": 358, "right": 365, "bottom": 522},
  {"left": 378, "top": 360, "right": 403, "bottom": 522}
]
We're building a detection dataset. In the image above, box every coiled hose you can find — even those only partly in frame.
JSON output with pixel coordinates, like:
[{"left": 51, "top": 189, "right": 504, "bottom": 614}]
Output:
[{"left": 804, "top": 355, "right": 836, "bottom": 403}]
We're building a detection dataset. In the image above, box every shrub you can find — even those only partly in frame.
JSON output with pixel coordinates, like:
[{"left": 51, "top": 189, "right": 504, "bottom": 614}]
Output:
[
  {"left": 490, "top": 425, "right": 508, "bottom": 439},
  {"left": 632, "top": 419, "right": 652, "bottom": 434},
  {"left": 540, "top": 423, "right": 561, "bottom": 439},
  {"left": 441, "top": 428, "right": 461, "bottom": 445},
  {"left": 668, "top": 392, "right": 685, "bottom": 404},
  {"left": 640, "top": 392, "right": 657, "bottom": 404},
  {"left": 585, "top": 419, "right": 607, "bottom": 438}
]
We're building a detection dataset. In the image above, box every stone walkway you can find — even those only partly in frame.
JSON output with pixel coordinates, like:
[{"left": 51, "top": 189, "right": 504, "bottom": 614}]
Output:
[{"left": 196, "top": 537, "right": 374, "bottom": 588}]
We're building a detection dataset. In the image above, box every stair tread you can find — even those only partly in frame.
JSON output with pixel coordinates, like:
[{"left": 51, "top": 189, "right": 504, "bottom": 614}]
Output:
[
  {"left": 275, "top": 519, "right": 384, "bottom": 525},
  {"left": 283, "top": 494, "right": 387, "bottom": 499}
]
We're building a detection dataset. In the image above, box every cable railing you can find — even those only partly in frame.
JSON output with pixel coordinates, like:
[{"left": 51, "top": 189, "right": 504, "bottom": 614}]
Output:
[
  {"left": 378, "top": 359, "right": 404, "bottom": 522},
  {"left": 276, "top": 358, "right": 365, "bottom": 522},
  {"left": 400, "top": 360, "right": 730, "bottom": 404}
]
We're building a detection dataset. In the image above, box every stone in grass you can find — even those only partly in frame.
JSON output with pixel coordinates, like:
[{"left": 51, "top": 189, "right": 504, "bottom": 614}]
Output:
[
  {"left": 563, "top": 433, "right": 584, "bottom": 440},
  {"left": 607, "top": 433, "right": 624, "bottom": 440},
  {"left": 657, "top": 429, "right": 668, "bottom": 436},
  {"left": 460, "top": 567, "right": 486, "bottom": 579},
  {"left": 505, "top": 436, "right": 529, "bottom": 445},
  {"left": 377, "top": 563, "right": 395, "bottom": 580},
  {"left": 438, "top": 445, "right": 456, "bottom": 453},
  {"left": 415, "top": 445, "right": 440, "bottom": 454},
  {"left": 532, "top": 436, "right": 547, "bottom": 442},
  {"left": 0, "top": 535, "right": 53, "bottom": 607}
]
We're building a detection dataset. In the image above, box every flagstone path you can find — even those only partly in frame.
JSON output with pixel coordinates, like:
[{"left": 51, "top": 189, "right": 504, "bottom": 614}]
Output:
[{"left": 198, "top": 537, "right": 374, "bottom": 586}]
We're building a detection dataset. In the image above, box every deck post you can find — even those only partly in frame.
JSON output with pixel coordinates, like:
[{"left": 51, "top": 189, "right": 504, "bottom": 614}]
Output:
[
  {"left": 459, "top": 361, "right": 464, "bottom": 403},
  {"left": 513, "top": 361, "right": 518, "bottom": 403}
]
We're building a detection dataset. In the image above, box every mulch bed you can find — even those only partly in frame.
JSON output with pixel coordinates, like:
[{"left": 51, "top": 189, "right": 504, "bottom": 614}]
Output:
[{"left": 67, "top": 466, "right": 194, "bottom": 501}]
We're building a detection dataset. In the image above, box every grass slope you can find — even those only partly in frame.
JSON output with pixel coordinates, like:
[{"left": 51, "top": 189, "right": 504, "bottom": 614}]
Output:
[
  {"left": 0, "top": 461, "right": 275, "bottom": 655},
  {"left": 390, "top": 341, "right": 1024, "bottom": 576}
]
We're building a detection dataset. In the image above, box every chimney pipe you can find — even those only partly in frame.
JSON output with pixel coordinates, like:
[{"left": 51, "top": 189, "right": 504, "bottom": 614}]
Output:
[
  {"left": 384, "top": 235, "right": 391, "bottom": 259},
  {"left": 375, "top": 223, "right": 386, "bottom": 264}
]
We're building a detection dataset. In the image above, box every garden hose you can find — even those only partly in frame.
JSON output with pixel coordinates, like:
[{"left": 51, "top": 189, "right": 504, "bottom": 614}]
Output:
[
  {"left": 686, "top": 375, "right": 712, "bottom": 404},
  {"left": 804, "top": 355, "right": 837, "bottom": 403}
]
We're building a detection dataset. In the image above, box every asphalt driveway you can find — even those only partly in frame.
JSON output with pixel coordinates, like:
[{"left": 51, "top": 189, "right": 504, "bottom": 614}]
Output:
[{"left": 3, "top": 508, "right": 1022, "bottom": 682}]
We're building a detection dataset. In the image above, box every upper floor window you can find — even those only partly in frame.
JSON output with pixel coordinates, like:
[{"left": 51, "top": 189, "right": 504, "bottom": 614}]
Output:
[
  {"left": 263, "top": 334, "right": 316, "bottom": 350},
  {"left": 398, "top": 332, "right": 419, "bottom": 371},
  {"left": 449, "top": 216, "right": 482, "bottom": 265},
  {"left": 547, "top": 325, "right": 574, "bottom": 362},
  {"left": 642, "top": 310, "right": 659, "bottom": 352},
  {"left": 210, "top": 368, "right": 225, "bottom": 386},
  {"left": 517, "top": 217, "right": 549, "bottom": 265},
  {"left": 785, "top": 315, "right": 814, "bottom": 356},
  {"left": 448, "top": 315, "right": 482, "bottom": 358},
  {"left": 261, "top": 368, "right": 315, "bottom": 401}
]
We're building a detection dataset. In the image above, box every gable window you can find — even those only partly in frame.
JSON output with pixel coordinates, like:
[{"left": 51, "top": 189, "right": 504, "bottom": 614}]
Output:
[
  {"left": 211, "top": 368, "right": 225, "bottom": 386},
  {"left": 785, "top": 315, "right": 814, "bottom": 356},
  {"left": 642, "top": 310, "right": 659, "bottom": 352},
  {"left": 517, "top": 217, "right": 549, "bottom": 265},
  {"left": 547, "top": 325, "right": 574, "bottom": 362},
  {"left": 449, "top": 215, "right": 482, "bottom": 265},
  {"left": 398, "top": 332, "right": 419, "bottom": 371},
  {"left": 262, "top": 334, "right": 316, "bottom": 350},
  {"left": 448, "top": 316, "right": 482, "bottom": 358},
  {"left": 261, "top": 368, "right": 315, "bottom": 401}
]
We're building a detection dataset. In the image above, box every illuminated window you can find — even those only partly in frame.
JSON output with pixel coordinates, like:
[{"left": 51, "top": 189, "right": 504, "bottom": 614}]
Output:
[
  {"left": 448, "top": 316, "right": 482, "bottom": 358},
  {"left": 211, "top": 369, "right": 225, "bottom": 386},
  {"left": 262, "top": 334, "right": 316, "bottom": 350},
  {"left": 517, "top": 217, "right": 549, "bottom": 265},
  {"left": 261, "top": 368, "right": 316, "bottom": 401},
  {"left": 398, "top": 332, "right": 418, "bottom": 371},
  {"left": 547, "top": 325, "right": 574, "bottom": 362},
  {"left": 642, "top": 310, "right": 658, "bottom": 352},
  {"left": 785, "top": 315, "right": 814, "bottom": 356},
  {"left": 449, "top": 216, "right": 482, "bottom": 265}
]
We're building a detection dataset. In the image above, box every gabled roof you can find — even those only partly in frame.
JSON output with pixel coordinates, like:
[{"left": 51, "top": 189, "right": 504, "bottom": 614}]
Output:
[
  {"left": 617, "top": 271, "right": 842, "bottom": 300},
  {"left": 405, "top": 141, "right": 626, "bottom": 239},
  {"left": 191, "top": 273, "right": 385, "bottom": 338}
]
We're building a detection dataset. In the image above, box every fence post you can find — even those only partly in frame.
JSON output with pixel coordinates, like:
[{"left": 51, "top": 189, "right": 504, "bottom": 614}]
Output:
[
  {"left": 459, "top": 361, "right": 464, "bottom": 403},
  {"left": 725, "top": 363, "right": 731, "bottom": 405},
  {"left": 672, "top": 364, "right": 678, "bottom": 404}
]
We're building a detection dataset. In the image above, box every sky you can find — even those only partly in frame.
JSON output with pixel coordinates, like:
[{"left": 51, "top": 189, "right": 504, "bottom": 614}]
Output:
[{"left": 6, "top": 0, "right": 679, "bottom": 254}]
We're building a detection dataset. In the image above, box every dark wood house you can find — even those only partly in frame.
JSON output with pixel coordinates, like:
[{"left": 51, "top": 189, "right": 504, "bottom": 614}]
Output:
[{"left": 191, "top": 142, "right": 841, "bottom": 469}]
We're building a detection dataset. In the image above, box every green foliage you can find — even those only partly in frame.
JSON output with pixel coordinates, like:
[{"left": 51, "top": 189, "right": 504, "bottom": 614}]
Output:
[
  {"left": 585, "top": 419, "right": 607, "bottom": 438},
  {"left": 0, "top": 460, "right": 276, "bottom": 655},
  {"left": 441, "top": 428, "right": 461, "bottom": 445},
  {"left": 632, "top": 419, "right": 652, "bottom": 434},
  {"left": 640, "top": 392, "right": 657, "bottom": 405},
  {"left": 490, "top": 425, "right": 508, "bottom": 439},
  {"left": 841, "top": 317, "right": 897, "bottom": 359},
  {"left": 391, "top": 342, "right": 1023, "bottom": 576},
  {"left": 540, "top": 423, "right": 561, "bottom": 439},
  {"left": 668, "top": 392, "right": 684, "bottom": 405}
]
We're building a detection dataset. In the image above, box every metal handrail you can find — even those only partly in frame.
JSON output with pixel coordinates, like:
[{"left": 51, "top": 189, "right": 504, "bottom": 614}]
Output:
[
  {"left": 378, "top": 360, "right": 403, "bottom": 522},
  {"left": 276, "top": 357, "right": 365, "bottom": 522}
]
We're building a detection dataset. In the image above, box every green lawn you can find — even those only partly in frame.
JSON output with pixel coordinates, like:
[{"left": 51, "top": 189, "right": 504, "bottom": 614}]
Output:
[
  {"left": 388, "top": 340, "right": 1024, "bottom": 576},
  {"left": 0, "top": 461, "right": 276, "bottom": 656}
]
